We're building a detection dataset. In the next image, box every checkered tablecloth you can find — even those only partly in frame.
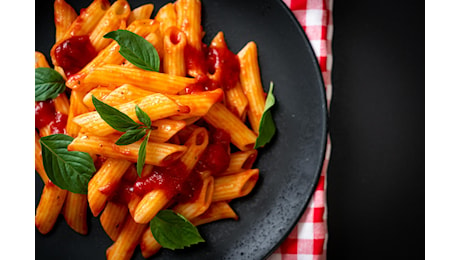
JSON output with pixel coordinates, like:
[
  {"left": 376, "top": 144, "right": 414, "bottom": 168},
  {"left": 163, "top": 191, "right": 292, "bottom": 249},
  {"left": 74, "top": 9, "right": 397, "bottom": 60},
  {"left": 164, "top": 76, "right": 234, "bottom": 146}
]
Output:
[{"left": 269, "top": 0, "right": 333, "bottom": 259}]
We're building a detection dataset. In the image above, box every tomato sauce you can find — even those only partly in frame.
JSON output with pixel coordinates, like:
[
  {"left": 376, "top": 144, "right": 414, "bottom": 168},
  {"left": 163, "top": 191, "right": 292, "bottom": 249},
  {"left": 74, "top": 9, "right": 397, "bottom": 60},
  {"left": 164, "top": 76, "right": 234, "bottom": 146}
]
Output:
[
  {"left": 35, "top": 100, "right": 55, "bottom": 129},
  {"left": 132, "top": 161, "right": 189, "bottom": 199},
  {"left": 54, "top": 35, "right": 97, "bottom": 77},
  {"left": 195, "top": 128, "right": 231, "bottom": 175},
  {"left": 35, "top": 100, "right": 67, "bottom": 134},
  {"left": 184, "top": 41, "right": 240, "bottom": 94}
]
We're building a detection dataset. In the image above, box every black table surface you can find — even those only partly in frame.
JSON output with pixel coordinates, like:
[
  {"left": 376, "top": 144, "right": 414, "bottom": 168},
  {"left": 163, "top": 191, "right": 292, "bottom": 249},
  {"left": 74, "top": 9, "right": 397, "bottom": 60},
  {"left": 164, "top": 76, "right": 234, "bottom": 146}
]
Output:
[{"left": 327, "top": 0, "right": 424, "bottom": 259}]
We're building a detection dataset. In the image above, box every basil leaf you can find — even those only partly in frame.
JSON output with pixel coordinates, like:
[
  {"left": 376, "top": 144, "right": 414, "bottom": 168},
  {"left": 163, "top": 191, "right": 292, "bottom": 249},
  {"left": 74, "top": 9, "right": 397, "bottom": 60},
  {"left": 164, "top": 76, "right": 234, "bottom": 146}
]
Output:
[
  {"left": 116, "top": 128, "right": 147, "bottom": 145},
  {"left": 135, "top": 105, "right": 152, "bottom": 128},
  {"left": 35, "top": 67, "right": 66, "bottom": 101},
  {"left": 92, "top": 96, "right": 142, "bottom": 132},
  {"left": 150, "top": 210, "right": 205, "bottom": 250},
  {"left": 254, "top": 81, "right": 276, "bottom": 149},
  {"left": 136, "top": 130, "right": 151, "bottom": 176},
  {"left": 40, "top": 134, "right": 95, "bottom": 194},
  {"left": 104, "top": 30, "right": 160, "bottom": 72}
]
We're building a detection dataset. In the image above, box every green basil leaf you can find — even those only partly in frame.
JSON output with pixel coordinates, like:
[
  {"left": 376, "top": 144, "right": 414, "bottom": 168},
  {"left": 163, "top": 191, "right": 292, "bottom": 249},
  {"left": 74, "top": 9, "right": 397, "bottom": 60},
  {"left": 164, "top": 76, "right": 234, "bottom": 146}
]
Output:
[
  {"left": 104, "top": 30, "right": 160, "bottom": 72},
  {"left": 150, "top": 210, "right": 205, "bottom": 250},
  {"left": 254, "top": 81, "right": 276, "bottom": 149},
  {"left": 135, "top": 105, "right": 152, "bottom": 128},
  {"left": 136, "top": 130, "right": 151, "bottom": 176},
  {"left": 92, "top": 96, "right": 142, "bottom": 132},
  {"left": 35, "top": 67, "right": 66, "bottom": 101},
  {"left": 40, "top": 134, "right": 95, "bottom": 194},
  {"left": 116, "top": 128, "right": 147, "bottom": 145}
]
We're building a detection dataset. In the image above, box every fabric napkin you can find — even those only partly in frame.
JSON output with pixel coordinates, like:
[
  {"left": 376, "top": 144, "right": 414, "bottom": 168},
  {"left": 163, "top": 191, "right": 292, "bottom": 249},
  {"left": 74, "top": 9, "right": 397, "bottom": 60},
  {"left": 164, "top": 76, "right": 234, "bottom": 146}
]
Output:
[{"left": 268, "top": 0, "right": 333, "bottom": 259}]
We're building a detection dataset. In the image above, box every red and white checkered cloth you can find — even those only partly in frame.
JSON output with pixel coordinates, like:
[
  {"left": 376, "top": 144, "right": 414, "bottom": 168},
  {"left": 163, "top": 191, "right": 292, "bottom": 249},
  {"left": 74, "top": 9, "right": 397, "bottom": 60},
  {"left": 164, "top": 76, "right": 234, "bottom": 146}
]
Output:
[{"left": 269, "top": 0, "right": 333, "bottom": 259}]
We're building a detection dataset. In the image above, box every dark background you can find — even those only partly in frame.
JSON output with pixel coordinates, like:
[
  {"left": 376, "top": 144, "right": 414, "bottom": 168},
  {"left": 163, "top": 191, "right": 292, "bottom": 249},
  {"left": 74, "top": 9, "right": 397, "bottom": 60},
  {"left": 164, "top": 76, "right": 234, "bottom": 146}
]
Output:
[{"left": 327, "top": 0, "right": 424, "bottom": 259}]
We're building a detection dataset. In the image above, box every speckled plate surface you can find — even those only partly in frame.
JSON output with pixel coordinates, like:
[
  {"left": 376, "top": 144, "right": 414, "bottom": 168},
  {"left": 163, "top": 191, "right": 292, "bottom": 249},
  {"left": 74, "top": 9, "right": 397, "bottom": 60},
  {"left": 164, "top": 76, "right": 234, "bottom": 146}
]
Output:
[{"left": 35, "top": 0, "right": 327, "bottom": 259}]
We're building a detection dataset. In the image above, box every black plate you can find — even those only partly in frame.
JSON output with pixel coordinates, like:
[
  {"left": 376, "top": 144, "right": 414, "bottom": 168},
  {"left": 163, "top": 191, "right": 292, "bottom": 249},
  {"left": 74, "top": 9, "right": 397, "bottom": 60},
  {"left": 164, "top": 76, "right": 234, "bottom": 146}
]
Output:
[{"left": 35, "top": 0, "right": 327, "bottom": 259}]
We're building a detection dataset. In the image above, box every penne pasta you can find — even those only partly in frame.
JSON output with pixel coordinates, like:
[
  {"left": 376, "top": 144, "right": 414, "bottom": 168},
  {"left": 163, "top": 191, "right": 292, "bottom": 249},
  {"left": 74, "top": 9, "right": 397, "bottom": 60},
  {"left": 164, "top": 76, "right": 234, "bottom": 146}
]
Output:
[
  {"left": 35, "top": 180, "right": 68, "bottom": 235},
  {"left": 89, "top": 0, "right": 131, "bottom": 52},
  {"left": 106, "top": 215, "right": 148, "bottom": 260},
  {"left": 175, "top": 0, "right": 202, "bottom": 51},
  {"left": 73, "top": 92, "right": 183, "bottom": 136},
  {"left": 68, "top": 132, "right": 187, "bottom": 166},
  {"left": 51, "top": 0, "right": 111, "bottom": 67},
  {"left": 82, "top": 86, "right": 115, "bottom": 110},
  {"left": 203, "top": 102, "right": 257, "bottom": 151},
  {"left": 190, "top": 201, "right": 239, "bottom": 226},
  {"left": 133, "top": 127, "right": 208, "bottom": 224},
  {"left": 127, "top": 3, "right": 154, "bottom": 25},
  {"left": 66, "top": 19, "right": 159, "bottom": 91},
  {"left": 168, "top": 88, "right": 223, "bottom": 120},
  {"left": 100, "top": 201, "right": 129, "bottom": 241},
  {"left": 62, "top": 192, "right": 88, "bottom": 235},
  {"left": 88, "top": 158, "right": 132, "bottom": 216},
  {"left": 35, "top": 51, "right": 50, "bottom": 68},
  {"left": 35, "top": 132, "right": 49, "bottom": 183},
  {"left": 212, "top": 169, "right": 259, "bottom": 202},
  {"left": 163, "top": 26, "right": 187, "bottom": 76},
  {"left": 224, "top": 81, "right": 249, "bottom": 120},
  {"left": 173, "top": 175, "right": 214, "bottom": 219},
  {"left": 220, "top": 149, "right": 258, "bottom": 176},
  {"left": 73, "top": 64, "right": 195, "bottom": 94},
  {"left": 237, "top": 41, "right": 266, "bottom": 134},
  {"left": 54, "top": 0, "right": 78, "bottom": 42},
  {"left": 154, "top": 3, "right": 176, "bottom": 36},
  {"left": 66, "top": 90, "right": 92, "bottom": 137}
]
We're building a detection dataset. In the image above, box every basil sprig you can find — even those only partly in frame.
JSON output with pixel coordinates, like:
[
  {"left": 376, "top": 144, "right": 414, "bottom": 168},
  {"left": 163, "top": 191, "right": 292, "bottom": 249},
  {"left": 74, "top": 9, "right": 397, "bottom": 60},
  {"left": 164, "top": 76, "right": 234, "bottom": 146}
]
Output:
[
  {"left": 92, "top": 96, "right": 154, "bottom": 176},
  {"left": 35, "top": 67, "right": 66, "bottom": 101},
  {"left": 254, "top": 81, "right": 276, "bottom": 149},
  {"left": 40, "top": 134, "right": 95, "bottom": 194},
  {"left": 150, "top": 210, "right": 205, "bottom": 250},
  {"left": 104, "top": 30, "right": 160, "bottom": 72}
]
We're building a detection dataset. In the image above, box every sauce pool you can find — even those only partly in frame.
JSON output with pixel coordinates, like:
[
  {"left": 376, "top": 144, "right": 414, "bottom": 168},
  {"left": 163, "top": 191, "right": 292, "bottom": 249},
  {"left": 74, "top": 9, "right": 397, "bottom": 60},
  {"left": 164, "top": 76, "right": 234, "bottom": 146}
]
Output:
[{"left": 54, "top": 35, "right": 97, "bottom": 77}]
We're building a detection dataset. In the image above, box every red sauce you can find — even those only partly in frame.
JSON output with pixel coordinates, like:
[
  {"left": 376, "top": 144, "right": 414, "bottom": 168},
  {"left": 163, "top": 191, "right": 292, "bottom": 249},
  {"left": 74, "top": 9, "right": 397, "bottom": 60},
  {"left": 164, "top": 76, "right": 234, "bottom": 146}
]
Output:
[
  {"left": 49, "top": 112, "right": 68, "bottom": 134},
  {"left": 196, "top": 128, "right": 231, "bottom": 175},
  {"left": 174, "top": 169, "right": 203, "bottom": 204},
  {"left": 207, "top": 43, "right": 240, "bottom": 90},
  {"left": 184, "top": 44, "right": 208, "bottom": 77},
  {"left": 109, "top": 180, "right": 135, "bottom": 206},
  {"left": 184, "top": 42, "right": 240, "bottom": 94},
  {"left": 35, "top": 100, "right": 55, "bottom": 129},
  {"left": 132, "top": 161, "right": 188, "bottom": 199},
  {"left": 35, "top": 100, "right": 68, "bottom": 134},
  {"left": 54, "top": 35, "right": 97, "bottom": 77}
]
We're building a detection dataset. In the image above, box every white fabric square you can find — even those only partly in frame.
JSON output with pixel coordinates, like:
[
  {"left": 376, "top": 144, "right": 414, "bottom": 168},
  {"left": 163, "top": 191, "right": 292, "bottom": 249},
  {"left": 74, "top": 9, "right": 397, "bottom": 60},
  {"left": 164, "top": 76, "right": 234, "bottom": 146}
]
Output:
[
  {"left": 306, "top": 9, "right": 324, "bottom": 26},
  {"left": 297, "top": 222, "right": 314, "bottom": 239}
]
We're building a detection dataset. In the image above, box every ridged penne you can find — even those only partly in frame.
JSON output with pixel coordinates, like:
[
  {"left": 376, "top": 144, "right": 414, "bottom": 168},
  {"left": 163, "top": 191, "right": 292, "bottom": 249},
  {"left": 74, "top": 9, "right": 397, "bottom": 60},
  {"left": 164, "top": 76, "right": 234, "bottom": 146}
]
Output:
[
  {"left": 163, "top": 26, "right": 187, "bottom": 76},
  {"left": 212, "top": 169, "right": 259, "bottom": 202},
  {"left": 88, "top": 158, "right": 132, "bottom": 216},
  {"left": 237, "top": 41, "right": 266, "bottom": 134},
  {"left": 220, "top": 149, "right": 258, "bottom": 176},
  {"left": 203, "top": 103, "right": 257, "bottom": 151},
  {"left": 62, "top": 192, "right": 88, "bottom": 235},
  {"left": 54, "top": 0, "right": 78, "bottom": 42},
  {"left": 100, "top": 201, "right": 129, "bottom": 241},
  {"left": 190, "top": 201, "right": 239, "bottom": 226},
  {"left": 73, "top": 93, "right": 182, "bottom": 136},
  {"left": 127, "top": 3, "right": 154, "bottom": 25},
  {"left": 35, "top": 181, "right": 68, "bottom": 234},
  {"left": 68, "top": 132, "right": 187, "bottom": 166},
  {"left": 106, "top": 215, "right": 148, "bottom": 260},
  {"left": 89, "top": 0, "right": 131, "bottom": 52},
  {"left": 154, "top": 3, "right": 176, "bottom": 36}
]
